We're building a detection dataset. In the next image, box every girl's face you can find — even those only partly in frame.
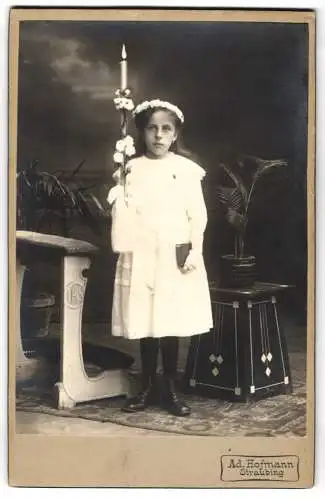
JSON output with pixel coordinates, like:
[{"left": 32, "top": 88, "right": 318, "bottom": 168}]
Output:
[{"left": 143, "top": 110, "right": 178, "bottom": 159}]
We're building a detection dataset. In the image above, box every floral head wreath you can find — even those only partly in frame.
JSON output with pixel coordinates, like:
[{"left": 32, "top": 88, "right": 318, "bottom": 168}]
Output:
[{"left": 132, "top": 99, "right": 184, "bottom": 124}]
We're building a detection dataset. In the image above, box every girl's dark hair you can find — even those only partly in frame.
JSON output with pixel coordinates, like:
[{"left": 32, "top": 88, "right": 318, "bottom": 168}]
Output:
[{"left": 132, "top": 106, "right": 198, "bottom": 162}]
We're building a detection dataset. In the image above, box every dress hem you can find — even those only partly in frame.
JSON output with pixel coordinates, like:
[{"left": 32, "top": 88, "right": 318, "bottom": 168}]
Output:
[{"left": 111, "top": 326, "right": 213, "bottom": 340}]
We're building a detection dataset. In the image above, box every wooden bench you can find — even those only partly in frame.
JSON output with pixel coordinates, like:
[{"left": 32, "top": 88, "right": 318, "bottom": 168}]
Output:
[{"left": 16, "top": 230, "right": 130, "bottom": 408}]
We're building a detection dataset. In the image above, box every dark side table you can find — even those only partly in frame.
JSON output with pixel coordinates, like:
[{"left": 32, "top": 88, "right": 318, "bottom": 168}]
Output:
[{"left": 183, "top": 282, "right": 293, "bottom": 402}]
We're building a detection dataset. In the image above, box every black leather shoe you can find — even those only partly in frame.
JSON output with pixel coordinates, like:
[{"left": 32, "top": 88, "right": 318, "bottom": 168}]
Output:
[
  {"left": 162, "top": 378, "right": 191, "bottom": 417},
  {"left": 122, "top": 385, "right": 156, "bottom": 413}
]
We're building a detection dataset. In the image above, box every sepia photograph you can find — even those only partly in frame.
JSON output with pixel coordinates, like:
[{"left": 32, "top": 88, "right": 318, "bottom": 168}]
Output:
[{"left": 8, "top": 8, "right": 315, "bottom": 488}]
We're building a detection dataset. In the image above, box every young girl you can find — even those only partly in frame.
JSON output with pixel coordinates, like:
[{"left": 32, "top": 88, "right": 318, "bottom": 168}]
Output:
[{"left": 107, "top": 99, "right": 213, "bottom": 416}]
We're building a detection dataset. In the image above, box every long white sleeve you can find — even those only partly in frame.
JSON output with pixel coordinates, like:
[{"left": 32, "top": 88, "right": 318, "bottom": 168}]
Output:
[
  {"left": 107, "top": 184, "right": 137, "bottom": 253},
  {"left": 185, "top": 174, "right": 208, "bottom": 254}
]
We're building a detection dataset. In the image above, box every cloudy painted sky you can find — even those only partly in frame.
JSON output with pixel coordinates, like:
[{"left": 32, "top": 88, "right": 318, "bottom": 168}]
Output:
[{"left": 17, "top": 20, "right": 308, "bottom": 181}]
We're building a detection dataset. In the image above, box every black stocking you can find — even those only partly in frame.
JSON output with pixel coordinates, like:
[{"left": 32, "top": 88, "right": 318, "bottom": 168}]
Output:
[
  {"left": 160, "top": 336, "right": 179, "bottom": 379},
  {"left": 139, "top": 337, "right": 160, "bottom": 385}
]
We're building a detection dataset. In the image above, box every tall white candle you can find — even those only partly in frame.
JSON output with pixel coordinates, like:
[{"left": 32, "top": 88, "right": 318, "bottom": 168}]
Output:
[{"left": 120, "top": 44, "right": 127, "bottom": 90}]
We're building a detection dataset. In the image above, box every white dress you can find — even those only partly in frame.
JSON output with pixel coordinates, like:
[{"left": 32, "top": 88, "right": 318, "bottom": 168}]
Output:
[{"left": 108, "top": 152, "right": 213, "bottom": 339}]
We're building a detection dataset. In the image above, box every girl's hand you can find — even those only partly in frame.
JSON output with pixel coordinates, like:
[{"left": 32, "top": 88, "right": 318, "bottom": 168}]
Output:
[
  {"left": 181, "top": 249, "right": 201, "bottom": 273},
  {"left": 107, "top": 185, "right": 124, "bottom": 205},
  {"left": 112, "top": 167, "right": 123, "bottom": 185}
]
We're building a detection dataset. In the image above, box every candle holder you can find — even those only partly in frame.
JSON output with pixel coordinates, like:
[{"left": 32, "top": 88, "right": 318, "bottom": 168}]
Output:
[{"left": 112, "top": 45, "right": 135, "bottom": 186}]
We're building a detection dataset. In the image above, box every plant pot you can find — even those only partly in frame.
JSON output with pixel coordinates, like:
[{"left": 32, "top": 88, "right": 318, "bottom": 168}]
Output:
[
  {"left": 21, "top": 293, "right": 56, "bottom": 340},
  {"left": 219, "top": 254, "right": 256, "bottom": 288}
]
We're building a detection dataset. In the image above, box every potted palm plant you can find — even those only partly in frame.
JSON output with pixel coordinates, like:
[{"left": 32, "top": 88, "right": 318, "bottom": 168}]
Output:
[
  {"left": 216, "top": 154, "right": 288, "bottom": 288},
  {"left": 17, "top": 159, "right": 107, "bottom": 236},
  {"left": 17, "top": 159, "right": 107, "bottom": 339}
]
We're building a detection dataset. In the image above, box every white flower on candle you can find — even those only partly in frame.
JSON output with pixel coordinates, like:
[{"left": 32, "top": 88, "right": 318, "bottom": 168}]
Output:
[
  {"left": 113, "top": 151, "right": 124, "bottom": 164},
  {"left": 124, "top": 99, "right": 134, "bottom": 111},
  {"left": 115, "top": 139, "right": 125, "bottom": 153},
  {"left": 113, "top": 97, "right": 134, "bottom": 111},
  {"left": 125, "top": 144, "right": 136, "bottom": 157},
  {"left": 124, "top": 135, "right": 134, "bottom": 147},
  {"left": 113, "top": 135, "right": 135, "bottom": 164},
  {"left": 115, "top": 88, "right": 131, "bottom": 97},
  {"left": 115, "top": 135, "right": 134, "bottom": 152}
]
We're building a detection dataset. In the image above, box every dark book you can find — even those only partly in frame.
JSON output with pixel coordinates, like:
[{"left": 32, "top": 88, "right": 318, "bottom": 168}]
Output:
[{"left": 176, "top": 242, "right": 192, "bottom": 268}]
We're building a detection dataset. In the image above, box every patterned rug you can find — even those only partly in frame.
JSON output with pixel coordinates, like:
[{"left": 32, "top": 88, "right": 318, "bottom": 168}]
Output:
[{"left": 16, "top": 352, "right": 306, "bottom": 437}]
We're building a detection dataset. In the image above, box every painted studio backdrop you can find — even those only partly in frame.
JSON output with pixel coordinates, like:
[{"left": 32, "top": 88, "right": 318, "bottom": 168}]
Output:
[{"left": 16, "top": 21, "right": 308, "bottom": 326}]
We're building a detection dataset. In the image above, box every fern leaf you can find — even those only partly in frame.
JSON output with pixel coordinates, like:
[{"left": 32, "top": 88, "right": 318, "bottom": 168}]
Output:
[
  {"left": 219, "top": 163, "right": 248, "bottom": 204},
  {"left": 230, "top": 188, "right": 244, "bottom": 211},
  {"left": 216, "top": 186, "right": 232, "bottom": 205},
  {"left": 252, "top": 159, "right": 287, "bottom": 182},
  {"left": 66, "top": 159, "right": 86, "bottom": 180},
  {"left": 216, "top": 186, "right": 244, "bottom": 212},
  {"left": 86, "top": 192, "right": 106, "bottom": 214}
]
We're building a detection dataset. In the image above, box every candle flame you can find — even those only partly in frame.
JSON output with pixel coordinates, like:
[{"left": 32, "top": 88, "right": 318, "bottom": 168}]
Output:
[{"left": 122, "top": 44, "right": 127, "bottom": 60}]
